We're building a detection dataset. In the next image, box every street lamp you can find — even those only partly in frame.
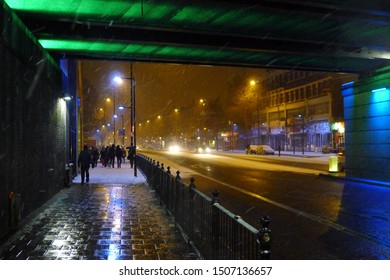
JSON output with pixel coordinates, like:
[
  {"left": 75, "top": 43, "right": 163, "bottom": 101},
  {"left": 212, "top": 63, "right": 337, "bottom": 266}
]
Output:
[
  {"left": 112, "top": 85, "right": 118, "bottom": 145},
  {"left": 298, "top": 114, "right": 305, "bottom": 155},
  {"left": 119, "top": 114, "right": 124, "bottom": 146},
  {"left": 250, "top": 79, "right": 260, "bottom": 145},
  {"left": 115, "top": 65, "right": 137, "bottom": 176}
]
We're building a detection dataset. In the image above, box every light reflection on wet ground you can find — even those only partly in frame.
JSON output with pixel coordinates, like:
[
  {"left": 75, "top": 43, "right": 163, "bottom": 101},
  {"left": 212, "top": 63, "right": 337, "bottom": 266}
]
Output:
[{"left": 0, "top": 183, "right": 197, "bottom": 260}]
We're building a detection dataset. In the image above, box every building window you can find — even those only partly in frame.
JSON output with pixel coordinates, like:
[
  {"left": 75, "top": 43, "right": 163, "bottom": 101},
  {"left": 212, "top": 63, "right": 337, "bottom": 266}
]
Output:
[
  {"left": 287, "top": 108, "right": 305, "bottom": 119},
  {"left": 313, "top": 84, "right": 318, "bottom": 97},
  {"left": 286, "top": 91, "right": 290, "bottom": 103},
  {"left": 306, "top": 86, "right": 312, "bottom": 98},
  {"left": 279, "top": 93, "right": 284, "bottom": 104},
  {"left": 269, "top": 111, "right": 279, "bottom": 122},
  {"left": 308, "top": 102, "right": 329, "bottom": 116}
]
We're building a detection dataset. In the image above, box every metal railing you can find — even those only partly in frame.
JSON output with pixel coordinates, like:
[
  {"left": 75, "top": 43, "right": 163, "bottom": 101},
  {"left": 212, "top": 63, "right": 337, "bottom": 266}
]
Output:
[{"left": 136, "top": 154, "right": 272, "bottom": 260}]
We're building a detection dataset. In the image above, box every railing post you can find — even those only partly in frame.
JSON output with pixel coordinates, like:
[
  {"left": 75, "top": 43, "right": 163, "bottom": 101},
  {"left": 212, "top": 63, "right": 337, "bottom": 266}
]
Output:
[
  {"left": 211, "top": 189, "right": 220, "bottom": 259},
  {"left": 158, "top": 162, "right": 164, "bottom": 203},
  {"left": 257, "top": 216, "right": 272, "bottom": 260},
  {"left": 161, "top": 163, "right": 169, "bottom": 212},
  {"left": 174, "top": 170, "right": 181, "bottom": 223},
  {"left": 152, "top": 159, "right": 158, "bottom": 194},
  {"left": 189, "top": 177, "right": 196, "bottom": 243}
]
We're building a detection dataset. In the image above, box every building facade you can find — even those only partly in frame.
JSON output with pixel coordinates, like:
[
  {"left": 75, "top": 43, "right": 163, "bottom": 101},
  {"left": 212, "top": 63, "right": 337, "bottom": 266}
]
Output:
[{"left": 249, "top": 70, "right": 357, "bottom": 153}]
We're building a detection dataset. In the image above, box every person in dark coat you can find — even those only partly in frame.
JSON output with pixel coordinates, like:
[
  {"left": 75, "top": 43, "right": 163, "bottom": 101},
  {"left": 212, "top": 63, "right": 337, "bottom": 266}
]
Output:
[
  {"left": 127, "top": 144, "right": 135, "bottom": 168},
  {"left": 108, "top": 144, "right": 116, "bottom": 168},
  {"left": 115, "top": 145, "right": 123, "bottom": 168},
  {"left": 91, "top": 146, "right": 99, "bottom": 168},
  {"left": 78, "top": 145, "right": 91, "bottom": 184}
]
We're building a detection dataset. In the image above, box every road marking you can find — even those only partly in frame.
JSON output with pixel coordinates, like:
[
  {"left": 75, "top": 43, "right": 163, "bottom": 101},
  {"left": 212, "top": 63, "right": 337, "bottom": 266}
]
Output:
[
  {"left": 140, "top": 151, "right": 390, "bottom": 250},
  {"left": 196, "top": 173, "right": 390, "bottom": 249}
]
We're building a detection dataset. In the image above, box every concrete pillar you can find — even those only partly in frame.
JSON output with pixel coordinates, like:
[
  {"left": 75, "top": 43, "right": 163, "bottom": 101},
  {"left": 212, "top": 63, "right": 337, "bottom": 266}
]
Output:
[{"left": 342, "top": 66, "right": 390, "bottom": 181}]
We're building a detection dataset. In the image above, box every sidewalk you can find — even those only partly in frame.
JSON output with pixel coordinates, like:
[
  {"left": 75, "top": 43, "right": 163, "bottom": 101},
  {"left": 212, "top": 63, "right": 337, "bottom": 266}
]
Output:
[
  {"left": 0, "top": 161, "right": 198, "bottom": 260},
  {"left": 217, "top": 149, "right": 390, "bottom": 188}
]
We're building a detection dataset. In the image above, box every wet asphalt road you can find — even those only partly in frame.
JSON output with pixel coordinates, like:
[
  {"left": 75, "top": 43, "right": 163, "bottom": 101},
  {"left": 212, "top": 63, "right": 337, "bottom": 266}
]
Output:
[{"left": 140, "top": 149, "right": 390, "bottom": 260}]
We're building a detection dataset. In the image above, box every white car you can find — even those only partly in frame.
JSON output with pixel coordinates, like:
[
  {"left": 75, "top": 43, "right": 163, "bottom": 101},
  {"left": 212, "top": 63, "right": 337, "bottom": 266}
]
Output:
[{"left": 247, "top": 145, "right": 275, "bottom": 155}]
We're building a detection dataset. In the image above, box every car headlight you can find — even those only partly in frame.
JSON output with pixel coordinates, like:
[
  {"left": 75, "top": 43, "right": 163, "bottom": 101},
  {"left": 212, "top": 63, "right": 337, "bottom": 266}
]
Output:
[
  {"left": 205, "top": 147, "right": 211, "bottom": 153},
  {"left": 169, "top": 145, "right": 180, "bottom": 152},
  {"left": 197, "top": 147, "right": 203, "bottom": 153}
]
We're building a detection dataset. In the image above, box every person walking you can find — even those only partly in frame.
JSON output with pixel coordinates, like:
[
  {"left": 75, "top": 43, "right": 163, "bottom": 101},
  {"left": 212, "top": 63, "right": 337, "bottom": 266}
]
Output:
[
  {"left": 115, "top": 145, "right": 122, "bottom": 168},
  {"left": 127, "top": 144, "right": 135, "bottom": 169},
  {"left": 109, "top": 144, "right": 116, "bottom": 168},
  {"left": 78, "top": 145, "right": 91, "bottom": 185},
  {"left": 91, "top": 146, "right": 99, "bottom": 168},
  {"left": 103, "top": 146, "right": 110, "bottom": 167}
]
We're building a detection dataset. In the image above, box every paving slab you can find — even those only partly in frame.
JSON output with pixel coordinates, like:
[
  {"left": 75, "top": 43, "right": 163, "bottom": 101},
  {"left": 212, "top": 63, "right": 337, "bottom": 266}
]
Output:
[{"left": 0, "top": 162, "right": 197, "bottom": 260}]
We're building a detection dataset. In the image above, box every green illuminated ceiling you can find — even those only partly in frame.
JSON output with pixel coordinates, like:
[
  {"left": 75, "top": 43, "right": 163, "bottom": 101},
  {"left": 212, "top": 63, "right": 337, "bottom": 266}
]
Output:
[
  {"left": 4, "top": 0, "right": 390, "bottom": 72},
  {"left": 38, "top": 38, "right": 269, "bottom": 63},
  {"left": 4, "top": 0, "right": 334, "bottom": 39}
]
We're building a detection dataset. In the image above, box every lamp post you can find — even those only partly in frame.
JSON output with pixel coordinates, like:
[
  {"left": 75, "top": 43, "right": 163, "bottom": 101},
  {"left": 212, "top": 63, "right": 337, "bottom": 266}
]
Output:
[
  {"left": 250, "top": 80, "right": 260, "bottom": 145},
  {"left": 104, "top": 98, "right": 111, "bottom": 144},
  {"left": 119, "top": 114, "right": 124, "bottom": 146},
  {"left": 298, "top": 114, "right": 305, "bottom": 155},
  {"left": 106, "top": 123, "right": 111, "bottom": 144},
  {"left": 115, "top": 65, "right": 137, "bottom": 176},
  {"left": 113, "top": 87, "right": 117, "bottom": 145}
]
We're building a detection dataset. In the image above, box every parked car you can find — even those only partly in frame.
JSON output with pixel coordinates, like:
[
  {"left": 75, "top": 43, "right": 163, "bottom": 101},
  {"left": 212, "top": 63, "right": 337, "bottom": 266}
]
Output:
[
  {"left": 257, "top": 145, "right": 275, "bottom": 155},
  {"left": 247, "top": 144, "right": 275, "bottom": 155}
]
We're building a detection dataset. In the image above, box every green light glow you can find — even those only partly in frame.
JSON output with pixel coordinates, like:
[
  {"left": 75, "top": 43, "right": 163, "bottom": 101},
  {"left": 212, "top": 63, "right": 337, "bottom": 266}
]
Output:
[
  {"left": 5, "top": 0, "right": 176, "bottom": 21},
  {"left": 171, "top": 6, "right": 220, "bottom": 24},
  {"left": 39, "top": 39, "right": 127, "bottom": 53},
  {"left": 4, "top": 0, "right": 328, "bottom": 37},
  {"left": 4, "top": 0, "right": 136, "bottom": 17},
  {"left": 38, "top": 38, "right": 265, "bottom": 62}
]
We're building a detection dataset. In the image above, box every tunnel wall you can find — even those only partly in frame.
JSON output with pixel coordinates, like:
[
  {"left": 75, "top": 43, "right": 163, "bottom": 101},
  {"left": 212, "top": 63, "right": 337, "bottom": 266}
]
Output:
[
  {"left": 0, "top": 2, "right": 69, "bottom": 237},
  {"left": 342, "top": 66, "right": 390, "bottom": 182}
]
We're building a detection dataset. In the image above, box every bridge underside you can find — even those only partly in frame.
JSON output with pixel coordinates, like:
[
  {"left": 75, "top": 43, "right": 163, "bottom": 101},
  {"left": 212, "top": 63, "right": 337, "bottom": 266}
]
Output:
[{"left": 4, "top": 0, "right": 390, "bottom": 73}]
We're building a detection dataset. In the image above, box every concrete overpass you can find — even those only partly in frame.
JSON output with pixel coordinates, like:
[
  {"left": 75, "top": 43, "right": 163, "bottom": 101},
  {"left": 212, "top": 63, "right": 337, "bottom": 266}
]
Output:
[
  {"left": 4, "top": 0, "right": 390, "bottom": 72},
  {"left": 1, "top": 0, "right": 390, "bottom": 236}
]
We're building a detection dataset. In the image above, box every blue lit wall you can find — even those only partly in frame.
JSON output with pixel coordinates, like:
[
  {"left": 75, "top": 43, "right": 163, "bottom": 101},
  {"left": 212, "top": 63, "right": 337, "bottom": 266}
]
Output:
[{"left": 342, "top": 66, "right": 390, "bottom": 181}]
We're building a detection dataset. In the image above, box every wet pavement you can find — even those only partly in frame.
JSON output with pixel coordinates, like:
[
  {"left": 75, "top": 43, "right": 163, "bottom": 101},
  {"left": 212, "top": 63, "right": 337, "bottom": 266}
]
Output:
[{"left": 0, "top": 162, "right": 198, "bottom": 260}]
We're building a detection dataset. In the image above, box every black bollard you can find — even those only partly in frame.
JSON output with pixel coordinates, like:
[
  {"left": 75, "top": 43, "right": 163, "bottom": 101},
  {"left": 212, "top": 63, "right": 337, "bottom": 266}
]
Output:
[
  {"left": 257, "top": 215, "right": 272, "bottom": 259},
  {"left": 176, "top": 170, "right": 181, "bottom": 181},
  {"left": 189, "top": 177, "right": 196, "bottom": 189},
  {"left": 211, "top": 189, "right": 220, "bottom": 259}
]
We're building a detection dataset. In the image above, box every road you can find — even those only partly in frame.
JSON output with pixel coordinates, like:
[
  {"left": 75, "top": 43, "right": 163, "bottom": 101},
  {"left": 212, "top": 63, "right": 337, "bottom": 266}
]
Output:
[{"left": 138, "top": 149, "right": 390, "bottom": 260}]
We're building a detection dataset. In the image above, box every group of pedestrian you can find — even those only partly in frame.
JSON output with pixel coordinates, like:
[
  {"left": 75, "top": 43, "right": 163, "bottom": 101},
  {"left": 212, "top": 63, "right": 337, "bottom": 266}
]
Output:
[
  {"left": 99, "top": 144, "right": 126, "bottom": 168},
  {"left": 78, "top": 144, "right": 135, "bottom": 185}
]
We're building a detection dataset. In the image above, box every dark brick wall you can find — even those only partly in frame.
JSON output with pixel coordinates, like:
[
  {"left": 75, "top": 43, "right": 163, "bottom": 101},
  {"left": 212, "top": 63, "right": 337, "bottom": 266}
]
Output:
[{"left": 0, "top": 2, "right": 69, "bottom": 237}]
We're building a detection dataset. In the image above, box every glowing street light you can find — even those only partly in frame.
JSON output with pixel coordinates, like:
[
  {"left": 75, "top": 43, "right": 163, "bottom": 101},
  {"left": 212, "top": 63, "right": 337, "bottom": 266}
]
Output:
[{"left": 114, "top": 65, "right": 137, "bottom": 177}]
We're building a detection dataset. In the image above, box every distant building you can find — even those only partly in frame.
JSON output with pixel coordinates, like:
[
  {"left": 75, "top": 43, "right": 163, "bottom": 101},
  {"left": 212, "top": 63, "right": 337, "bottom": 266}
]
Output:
[{"left": 248, "top": 70, "right": 357, "bottom": 152}]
